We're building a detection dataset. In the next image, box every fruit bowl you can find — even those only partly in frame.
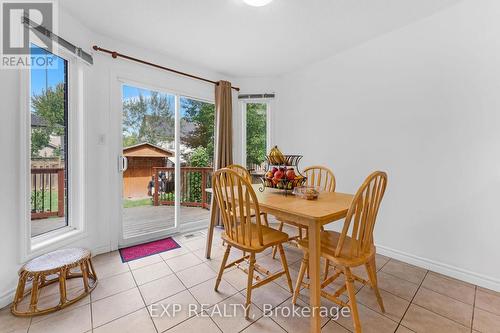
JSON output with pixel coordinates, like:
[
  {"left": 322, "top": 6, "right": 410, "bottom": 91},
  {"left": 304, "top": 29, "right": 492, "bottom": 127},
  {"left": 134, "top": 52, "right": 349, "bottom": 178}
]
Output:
[
  {"left": 262, "top": 174, "right": 306, "bottom": 191},
  {"left": 259, "top": 146, "right": 307, "bottom": 193}
]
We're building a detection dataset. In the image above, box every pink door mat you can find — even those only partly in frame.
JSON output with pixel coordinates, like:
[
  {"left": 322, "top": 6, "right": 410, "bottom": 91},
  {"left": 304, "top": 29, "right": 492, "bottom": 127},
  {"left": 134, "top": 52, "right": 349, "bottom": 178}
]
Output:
[{"left": 119, "top": 237, "right": 180, "bottom": 263}]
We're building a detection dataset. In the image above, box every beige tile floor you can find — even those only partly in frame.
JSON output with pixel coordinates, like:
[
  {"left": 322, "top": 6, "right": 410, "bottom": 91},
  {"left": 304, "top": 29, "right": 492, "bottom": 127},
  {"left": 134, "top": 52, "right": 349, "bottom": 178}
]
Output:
[{"left": 2, "top": 226, "right": 500, "bottom": 333}]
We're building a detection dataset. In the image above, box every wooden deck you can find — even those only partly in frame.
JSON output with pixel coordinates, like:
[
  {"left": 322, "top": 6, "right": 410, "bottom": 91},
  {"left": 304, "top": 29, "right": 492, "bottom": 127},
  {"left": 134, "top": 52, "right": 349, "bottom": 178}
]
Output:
[
  {"left": 31, "top": 206, "right": 210, "bottom": 238},
  {"left": 122, "top": 205, "right": 210, "bottom": 239}
]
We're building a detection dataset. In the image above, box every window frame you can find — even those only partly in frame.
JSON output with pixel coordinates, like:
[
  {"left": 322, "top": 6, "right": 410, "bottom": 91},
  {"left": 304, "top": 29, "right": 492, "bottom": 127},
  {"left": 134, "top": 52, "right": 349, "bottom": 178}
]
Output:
[
  {"left": 240, "top": 100, "right": 272, "bottom": 169},
  {"left": 19, "top": 45, "right": 86, "bottom": 261}
]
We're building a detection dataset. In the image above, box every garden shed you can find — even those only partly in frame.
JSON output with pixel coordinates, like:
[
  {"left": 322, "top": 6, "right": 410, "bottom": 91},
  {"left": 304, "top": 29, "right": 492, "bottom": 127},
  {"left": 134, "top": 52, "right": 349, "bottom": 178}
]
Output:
[{"left": 123, "top": 143, "right": 174, "bottom": 198}]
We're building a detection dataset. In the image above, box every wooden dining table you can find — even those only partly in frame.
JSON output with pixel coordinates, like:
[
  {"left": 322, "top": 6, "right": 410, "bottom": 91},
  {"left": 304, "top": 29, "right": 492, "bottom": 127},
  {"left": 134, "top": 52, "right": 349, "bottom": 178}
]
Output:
[{"left": 205, "top": 185, "right": 354, "bottom": 332}]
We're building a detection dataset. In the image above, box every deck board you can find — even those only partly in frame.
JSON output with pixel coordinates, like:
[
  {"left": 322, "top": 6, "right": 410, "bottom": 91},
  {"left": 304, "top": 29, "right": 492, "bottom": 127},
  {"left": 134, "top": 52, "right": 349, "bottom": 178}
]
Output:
[{"left": 31, "top": 205, "right": 210, "bottom": 238}]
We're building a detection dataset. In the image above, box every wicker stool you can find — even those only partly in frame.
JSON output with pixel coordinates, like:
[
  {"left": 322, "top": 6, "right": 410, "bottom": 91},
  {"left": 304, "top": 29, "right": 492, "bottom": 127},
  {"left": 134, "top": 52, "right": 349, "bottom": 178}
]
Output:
[{"left": 11, "top": 248, "right": 97, "bottom": 317}]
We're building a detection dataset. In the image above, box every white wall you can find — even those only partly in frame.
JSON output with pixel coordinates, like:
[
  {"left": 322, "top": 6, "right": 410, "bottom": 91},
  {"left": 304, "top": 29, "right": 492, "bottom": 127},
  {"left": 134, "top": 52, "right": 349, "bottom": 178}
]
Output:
[
  {"left": 0, "top": 7, "right": 235, "bottom": 307},
  {"left": 274, "top": 0, "right": 500, "bottom": 290}
]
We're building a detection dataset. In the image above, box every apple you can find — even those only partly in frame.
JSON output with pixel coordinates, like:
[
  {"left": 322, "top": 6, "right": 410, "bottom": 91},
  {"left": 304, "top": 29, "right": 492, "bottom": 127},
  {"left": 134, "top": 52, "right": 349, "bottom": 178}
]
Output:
[
  {"left": 271, "top": 167, "right": 278, "bottom": 174},
  {"left": 274, "top": 170, "right": 284, "bottom": 180},
  {"left": 286, "top": 169, "right": 296, "bottom": 181}
]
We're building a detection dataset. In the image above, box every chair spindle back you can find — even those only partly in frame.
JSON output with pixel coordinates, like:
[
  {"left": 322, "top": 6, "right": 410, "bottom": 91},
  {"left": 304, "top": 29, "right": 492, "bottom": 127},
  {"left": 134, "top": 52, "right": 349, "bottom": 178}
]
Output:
[
  {"left": 212, "top": 168, "right": 264, "bottom": 248},
  {"left": 303, "top": 166, "right": 336, "bottom": 192},
  {"left": 226, "top": 164, "right": 253, "bottom": 184},
  {"left": 336, "top": 171, "right": 387, "bottom": 258}
]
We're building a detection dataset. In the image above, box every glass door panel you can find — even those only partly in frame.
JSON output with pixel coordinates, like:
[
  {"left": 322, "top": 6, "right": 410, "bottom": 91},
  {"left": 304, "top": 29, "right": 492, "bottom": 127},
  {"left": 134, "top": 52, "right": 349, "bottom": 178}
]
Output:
[
  {"left": 179, "top": 97, "right": 215, "bottom": 226},
  {"left": 121, "top": 85, "right": 176, "bottom": 240}
]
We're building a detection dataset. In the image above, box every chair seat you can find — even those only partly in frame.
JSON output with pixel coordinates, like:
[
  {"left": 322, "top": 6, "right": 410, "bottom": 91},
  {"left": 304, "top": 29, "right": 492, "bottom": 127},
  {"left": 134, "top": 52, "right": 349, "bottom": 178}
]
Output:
[
  {"left": 297, "top": 230, "right": 375, "bottom": 267},
  {"left": 222, "top": 224, "right": 289, "bottom": 252}
]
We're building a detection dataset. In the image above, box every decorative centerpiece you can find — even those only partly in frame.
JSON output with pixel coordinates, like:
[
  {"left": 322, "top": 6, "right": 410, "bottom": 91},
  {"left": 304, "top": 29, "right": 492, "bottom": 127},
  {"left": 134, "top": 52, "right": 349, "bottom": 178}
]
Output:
[{"left": 259, "top": 146, "right": 307, "bottom": 193}]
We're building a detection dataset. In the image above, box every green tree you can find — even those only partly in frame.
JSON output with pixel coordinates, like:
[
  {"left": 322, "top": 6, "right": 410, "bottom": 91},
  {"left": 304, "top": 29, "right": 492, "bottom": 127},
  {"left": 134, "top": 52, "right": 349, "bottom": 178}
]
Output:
[
  {"left": 189, "top": 146, "right": 210, "bottom": 167},
  {"left": 181, "top": 99, "right": 215, "bottom": 164},
  {"left": 31, "top": 129, "right": 50, "bottom": 157},
  {"left": 122, "top": 92, "right": 174, "bottom": 147},
  {"left": 31, "top": 83, "right": 65, "bottom": 157},
  {"left": 31, "top": 83, "right": 65, "bottom": 135},
  {"left": 246, "top": 103, "right": 267, "bottom": 166},
  {"left": 184, "top": 147, "right": 210, "bottom": 203}
]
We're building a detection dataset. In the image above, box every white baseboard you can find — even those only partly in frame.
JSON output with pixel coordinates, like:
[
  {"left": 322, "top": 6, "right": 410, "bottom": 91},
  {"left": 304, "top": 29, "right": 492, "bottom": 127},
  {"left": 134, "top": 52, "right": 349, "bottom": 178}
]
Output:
[
  {"left": 0, "top": 290, "right": 14, "bottom": 310},
  {"left": 376, "top": 244, "right": 500, "bottom": 292}
]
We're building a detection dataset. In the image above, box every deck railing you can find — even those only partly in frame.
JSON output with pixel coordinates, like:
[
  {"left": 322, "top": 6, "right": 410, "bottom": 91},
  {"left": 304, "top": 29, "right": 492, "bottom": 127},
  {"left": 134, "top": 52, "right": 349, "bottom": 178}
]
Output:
[
  {"left": 152, "top": 167, "right": 212, "bottom": 209},
  {"left": 31, "top": 168, "right": 65, "bottom": 219}
]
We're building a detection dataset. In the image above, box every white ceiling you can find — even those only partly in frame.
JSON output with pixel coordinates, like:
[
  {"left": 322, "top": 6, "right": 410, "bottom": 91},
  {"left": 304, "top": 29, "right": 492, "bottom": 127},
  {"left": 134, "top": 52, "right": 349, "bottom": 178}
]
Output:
[{"left": 61, "top": 0, "right": 460, "bottom": 77}]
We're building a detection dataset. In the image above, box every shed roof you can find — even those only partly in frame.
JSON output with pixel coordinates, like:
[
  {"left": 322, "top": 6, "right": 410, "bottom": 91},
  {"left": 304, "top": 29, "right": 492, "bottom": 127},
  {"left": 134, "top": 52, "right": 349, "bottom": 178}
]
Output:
[{"left": 123, "top": 143, "right": 174, "bottom": 158}]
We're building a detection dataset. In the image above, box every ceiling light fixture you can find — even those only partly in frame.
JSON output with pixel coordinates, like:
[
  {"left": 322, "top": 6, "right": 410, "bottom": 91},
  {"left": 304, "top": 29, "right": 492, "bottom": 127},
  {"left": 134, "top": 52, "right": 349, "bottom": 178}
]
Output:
[{"left": 243, "top": 0, "right": 273, "bottom": 7}]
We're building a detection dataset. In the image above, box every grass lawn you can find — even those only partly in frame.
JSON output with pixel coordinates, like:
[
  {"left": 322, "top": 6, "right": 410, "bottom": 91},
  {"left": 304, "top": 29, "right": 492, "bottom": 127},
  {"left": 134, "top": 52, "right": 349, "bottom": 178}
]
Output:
[{"left": 123, "top": 198, "right": 153, "bottom": 208}]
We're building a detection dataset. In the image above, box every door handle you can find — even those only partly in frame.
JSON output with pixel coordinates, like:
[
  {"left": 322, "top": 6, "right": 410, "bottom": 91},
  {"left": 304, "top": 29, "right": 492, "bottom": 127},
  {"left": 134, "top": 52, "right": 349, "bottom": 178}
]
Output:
[{"left": 118, "top": 155, "right": 128, "bottom": 172}]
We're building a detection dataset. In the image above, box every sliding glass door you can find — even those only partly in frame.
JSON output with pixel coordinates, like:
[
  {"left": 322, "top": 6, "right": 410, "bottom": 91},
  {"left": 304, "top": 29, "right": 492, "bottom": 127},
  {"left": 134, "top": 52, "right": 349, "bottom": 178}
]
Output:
[{"left": 117, "top": 82, "right": 215, "bottom": 246}]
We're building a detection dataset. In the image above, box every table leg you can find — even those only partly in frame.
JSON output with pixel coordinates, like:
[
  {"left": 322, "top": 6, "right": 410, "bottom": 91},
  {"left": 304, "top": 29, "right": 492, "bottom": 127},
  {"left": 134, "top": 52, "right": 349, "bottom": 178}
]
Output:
[
  {"left": 205, "top": 197, "right": 217, "bottom": 259},
  {"left": 309, "top": 221, "right": 321, "bottom": 332}
]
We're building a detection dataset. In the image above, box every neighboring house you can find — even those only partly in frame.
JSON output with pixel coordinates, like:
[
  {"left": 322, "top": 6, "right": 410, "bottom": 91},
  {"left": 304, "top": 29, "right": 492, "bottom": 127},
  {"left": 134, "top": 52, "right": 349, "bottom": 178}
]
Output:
[
  {"left": 123, "top": 142, "right": 174, "bottom": 199},
  {"left": 31, "top": 114, "right": 64, "bottom": 168}
]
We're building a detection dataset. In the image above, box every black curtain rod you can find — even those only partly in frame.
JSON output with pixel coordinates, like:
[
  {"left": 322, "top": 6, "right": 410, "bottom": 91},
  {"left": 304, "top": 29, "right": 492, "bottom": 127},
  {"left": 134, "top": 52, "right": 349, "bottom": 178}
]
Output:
[
  {"left": 92, "top": 45, "right": 240, "bottom": 92},
  {"left": 22, "top": 16, "right": 93, "bottom": 64}
]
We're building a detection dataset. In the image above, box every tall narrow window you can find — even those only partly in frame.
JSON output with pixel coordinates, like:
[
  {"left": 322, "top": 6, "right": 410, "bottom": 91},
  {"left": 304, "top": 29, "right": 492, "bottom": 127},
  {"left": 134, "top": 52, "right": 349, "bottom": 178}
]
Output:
[
  {"left": 30, "top": 45, "right": 69, "bottom": 237},
  {"left": 245, "top": 103, "right": 268, "bottom": 175}
]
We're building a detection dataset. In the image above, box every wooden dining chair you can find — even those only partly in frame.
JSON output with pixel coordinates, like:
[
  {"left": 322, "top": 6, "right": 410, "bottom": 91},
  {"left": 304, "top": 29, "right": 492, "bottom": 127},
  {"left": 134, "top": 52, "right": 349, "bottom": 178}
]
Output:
[
  {"left": 226, "top": 164, "right": 269, "bottom": 227},
  {"left": 272, "top": 165, "right": 336, "bottom": 259},
  {"left": 212, "top": 168, "right": 294, "bottom": 319},
  {"left": 292, "top": 171, "right": 388, "bottom": 333}
]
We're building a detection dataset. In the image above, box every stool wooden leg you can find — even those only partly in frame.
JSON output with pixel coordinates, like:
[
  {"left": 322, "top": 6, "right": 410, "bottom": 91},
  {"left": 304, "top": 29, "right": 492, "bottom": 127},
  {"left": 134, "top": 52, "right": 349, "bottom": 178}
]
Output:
[
  {"left": 80, "top": 263, "right": 90, "bottom": 292},
  {"left": 29, "top": 274, "right": 41, "bottom": 313},
  {"left": 13, "top": 273, "right": 28, "bottom": 308},
  {"left": 88, "top": 258, "right": 98, "bottom": 281},
  {"left": 59, "top": 268, "right": 67, "bottom": 305}
]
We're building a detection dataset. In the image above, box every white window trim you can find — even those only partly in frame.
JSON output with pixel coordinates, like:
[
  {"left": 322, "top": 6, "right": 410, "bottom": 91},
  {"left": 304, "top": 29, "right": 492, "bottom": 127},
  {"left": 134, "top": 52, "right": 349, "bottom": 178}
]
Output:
[
  {"left": 19, "top": 46, "right": 87, "bottom": 261},
  {"left": 240, "top": 100, "right": 273, "bottom": 168}
]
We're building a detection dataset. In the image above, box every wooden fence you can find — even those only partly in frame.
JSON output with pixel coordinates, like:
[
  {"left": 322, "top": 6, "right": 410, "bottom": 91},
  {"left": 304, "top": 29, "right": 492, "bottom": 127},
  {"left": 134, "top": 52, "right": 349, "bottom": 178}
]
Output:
[
  {"left": 31, "top": 168, "right": 65, "bottom": 219},
  {"left": 153, "top": 167, "right": 212, "bottom": 209}
]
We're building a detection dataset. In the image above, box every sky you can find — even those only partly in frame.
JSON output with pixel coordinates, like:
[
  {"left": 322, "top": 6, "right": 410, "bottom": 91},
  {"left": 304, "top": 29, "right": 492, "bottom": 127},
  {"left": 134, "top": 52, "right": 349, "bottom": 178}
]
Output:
[{"left": 30, "top": 45, "right": 66, "bottom": 97}]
